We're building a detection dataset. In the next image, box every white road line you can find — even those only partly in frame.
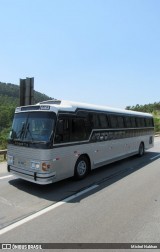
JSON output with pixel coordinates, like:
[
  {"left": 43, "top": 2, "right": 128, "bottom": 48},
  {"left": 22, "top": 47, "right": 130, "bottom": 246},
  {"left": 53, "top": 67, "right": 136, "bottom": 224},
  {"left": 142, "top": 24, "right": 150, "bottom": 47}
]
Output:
[
  {"left": 0, "top": 175, "right": 13, "bottom": 180},
  {"left": 150, "top": 154, "right": 160, "bottom": 160},
  {"left": 0, "top": 184, "right": 99, "bottom": 236}
]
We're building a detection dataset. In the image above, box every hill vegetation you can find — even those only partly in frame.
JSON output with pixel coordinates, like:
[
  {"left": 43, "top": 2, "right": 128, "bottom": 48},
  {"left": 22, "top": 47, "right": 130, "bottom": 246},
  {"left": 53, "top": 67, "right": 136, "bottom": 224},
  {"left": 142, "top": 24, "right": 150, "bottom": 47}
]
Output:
[{"left": 0, "top": 82, "right": 160, "bottom": 150}]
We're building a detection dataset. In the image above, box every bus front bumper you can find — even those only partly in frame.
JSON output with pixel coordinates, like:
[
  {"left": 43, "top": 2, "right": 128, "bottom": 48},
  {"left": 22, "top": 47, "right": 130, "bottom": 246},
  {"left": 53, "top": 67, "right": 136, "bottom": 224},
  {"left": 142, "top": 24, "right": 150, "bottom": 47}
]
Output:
[{"left": 7, "top": 165, "right": 56, "bottom": 185}]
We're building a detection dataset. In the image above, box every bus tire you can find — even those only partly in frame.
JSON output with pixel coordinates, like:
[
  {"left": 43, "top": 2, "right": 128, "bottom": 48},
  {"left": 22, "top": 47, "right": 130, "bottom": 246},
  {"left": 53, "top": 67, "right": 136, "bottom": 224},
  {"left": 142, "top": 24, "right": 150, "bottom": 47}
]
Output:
[
  {"left": 138, "top": 142, "right": 145, "bottom": 157},
  {"left": 74, "top": 155, "right": 89, "bottom": 180}
]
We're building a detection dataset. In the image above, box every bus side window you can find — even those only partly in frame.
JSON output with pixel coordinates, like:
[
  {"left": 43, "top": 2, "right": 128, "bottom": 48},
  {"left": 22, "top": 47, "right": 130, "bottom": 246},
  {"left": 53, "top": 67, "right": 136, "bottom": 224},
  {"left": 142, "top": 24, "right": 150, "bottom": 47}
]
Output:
[
  {"left": 109, "top": 115, "right": 118, "bottom": 128},
  {"left": 125, "top": 116, "right": 132, "bottom": 128},
  {"left": 71, "top": 118, "right": 87, "bottom": 141},
  {"left": 140, "top": 118, "right": 145, "bottom": 127},
  {"left": 145, "top": 118, "right": 150, "bottom": 127},
  {"left": 55, "top": 118, "right": 70, "bottom": 143},
  {"left": 130, "top": 117, "right": 136, "bottom": 128},
  {"left": 89, "top": 113, "right": 100, "bottom": 129},
  {"left": 146, "top": 118, "right": 154, "bottom": 127},
  {"left": 77, "top": 111, "right": 92, "bottom": 137},
  {"left": 117, "top": 116, "right": 124, "bottom": 128},
  {"left": 99, "top": 114, "right": 109, "bottom": 129},
  {"left": 136, "top": 117, "right": 141, "bottom": 127},
  {"left": 151, "top": 118, "right": 154, "bottom": 127}
]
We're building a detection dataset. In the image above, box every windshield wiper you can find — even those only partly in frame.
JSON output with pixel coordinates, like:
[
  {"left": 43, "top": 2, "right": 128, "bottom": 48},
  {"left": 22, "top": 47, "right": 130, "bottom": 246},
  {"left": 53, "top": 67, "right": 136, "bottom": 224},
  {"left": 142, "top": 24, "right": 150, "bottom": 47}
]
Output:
[
  {"left": 17, "top": 123, "right": 26, "bottom": 139},
  {"left": 24, "top": 123, "right": 34, "bottom": 141}
]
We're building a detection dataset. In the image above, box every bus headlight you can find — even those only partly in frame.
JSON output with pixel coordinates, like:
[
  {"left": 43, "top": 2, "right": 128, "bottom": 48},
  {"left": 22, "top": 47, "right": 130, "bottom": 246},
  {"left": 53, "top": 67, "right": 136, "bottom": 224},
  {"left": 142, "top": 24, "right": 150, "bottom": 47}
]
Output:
[
  {"left": 8, "top": 155, "right": 14, "bottom": 165},
  {"left": 31, "top": 161, "right": 40, "bottom": 170}
]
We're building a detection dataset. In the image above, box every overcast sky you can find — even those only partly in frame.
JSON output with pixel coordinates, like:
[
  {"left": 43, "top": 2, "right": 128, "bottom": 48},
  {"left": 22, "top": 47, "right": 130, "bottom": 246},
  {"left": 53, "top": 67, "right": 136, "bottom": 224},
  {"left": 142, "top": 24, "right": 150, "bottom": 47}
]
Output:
[{"left": 0, "top": 0, "right": 160, "bottom": 108}]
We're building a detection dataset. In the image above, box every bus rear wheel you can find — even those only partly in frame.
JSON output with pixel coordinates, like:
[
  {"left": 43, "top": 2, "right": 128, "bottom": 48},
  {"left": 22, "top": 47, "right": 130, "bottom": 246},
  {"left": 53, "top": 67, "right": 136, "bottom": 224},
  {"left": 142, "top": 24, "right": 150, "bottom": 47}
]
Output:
[
  {"left": 74, "top": 156, "right": 89, "bottom": 180},
  {"left": 138, "top": 142, "right": 145, "bottom": 157}
]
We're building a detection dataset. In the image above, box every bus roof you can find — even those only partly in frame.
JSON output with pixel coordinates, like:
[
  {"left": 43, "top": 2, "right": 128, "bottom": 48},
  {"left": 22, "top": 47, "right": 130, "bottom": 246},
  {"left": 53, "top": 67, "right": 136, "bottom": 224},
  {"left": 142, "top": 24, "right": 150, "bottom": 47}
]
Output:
[{"left": 35, "top": 100, "right": 152, "bottom": 117}]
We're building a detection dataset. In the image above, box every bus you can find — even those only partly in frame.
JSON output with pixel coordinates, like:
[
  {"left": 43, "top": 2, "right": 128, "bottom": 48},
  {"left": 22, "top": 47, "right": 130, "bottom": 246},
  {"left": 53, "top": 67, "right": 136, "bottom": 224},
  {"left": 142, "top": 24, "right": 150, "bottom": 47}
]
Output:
[{"left": 7, "top": 100, "right": 154, "bottom": 184}]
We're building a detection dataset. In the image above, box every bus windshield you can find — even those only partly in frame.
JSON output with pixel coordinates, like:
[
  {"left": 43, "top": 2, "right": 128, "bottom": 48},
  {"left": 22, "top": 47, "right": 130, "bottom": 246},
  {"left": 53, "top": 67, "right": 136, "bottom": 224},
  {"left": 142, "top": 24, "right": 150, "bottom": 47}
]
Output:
[{"left": 9, "top": 112, "right": 56, "bottom": 146}]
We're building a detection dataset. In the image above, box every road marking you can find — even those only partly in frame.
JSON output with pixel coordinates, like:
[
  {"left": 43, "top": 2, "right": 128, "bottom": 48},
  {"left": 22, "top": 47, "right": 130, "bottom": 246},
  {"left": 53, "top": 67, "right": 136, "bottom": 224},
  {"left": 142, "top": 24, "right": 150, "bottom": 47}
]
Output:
[
  {"left": 0, "top": 184, "right": 99, "bottom": 235},
  {"left": 150, "top": 154, "right": 160, "bottom": 160},
  {"left": 0, "top": 175, "right": 13, "bottom": 180}
]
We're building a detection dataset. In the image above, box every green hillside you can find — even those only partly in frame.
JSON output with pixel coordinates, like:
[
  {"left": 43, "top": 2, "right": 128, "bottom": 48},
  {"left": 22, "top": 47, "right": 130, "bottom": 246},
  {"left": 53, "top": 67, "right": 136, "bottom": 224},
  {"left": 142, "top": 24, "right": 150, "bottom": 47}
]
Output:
[{"left": 0, "top": 82, "right": 53, "bottom": 149}]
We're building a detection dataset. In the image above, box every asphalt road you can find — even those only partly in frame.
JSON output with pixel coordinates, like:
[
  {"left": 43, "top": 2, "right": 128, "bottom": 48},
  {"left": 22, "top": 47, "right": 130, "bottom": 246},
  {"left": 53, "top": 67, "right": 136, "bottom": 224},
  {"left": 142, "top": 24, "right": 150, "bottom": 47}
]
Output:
[{"left": 0, "top": 138, "right": 160, "bottom": 251}]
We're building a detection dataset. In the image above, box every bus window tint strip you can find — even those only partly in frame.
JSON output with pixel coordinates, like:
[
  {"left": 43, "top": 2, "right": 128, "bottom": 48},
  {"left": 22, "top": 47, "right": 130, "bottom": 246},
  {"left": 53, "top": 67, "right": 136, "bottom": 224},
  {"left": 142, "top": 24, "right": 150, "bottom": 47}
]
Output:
[{"left": 54, "top": 110, "right": 154, "bottom": 144}]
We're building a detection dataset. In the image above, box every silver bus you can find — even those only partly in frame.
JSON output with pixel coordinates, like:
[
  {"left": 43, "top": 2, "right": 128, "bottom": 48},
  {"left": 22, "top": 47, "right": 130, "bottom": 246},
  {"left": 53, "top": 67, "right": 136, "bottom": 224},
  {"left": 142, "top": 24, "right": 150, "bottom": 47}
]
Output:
[{"left": 7, "top": 100, "right": 154, "bottom": 184}]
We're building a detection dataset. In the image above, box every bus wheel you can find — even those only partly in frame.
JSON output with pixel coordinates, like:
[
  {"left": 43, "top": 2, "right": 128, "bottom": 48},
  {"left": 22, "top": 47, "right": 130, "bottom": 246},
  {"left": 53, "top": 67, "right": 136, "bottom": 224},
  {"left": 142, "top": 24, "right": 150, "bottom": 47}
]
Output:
[
  {"left": 74, "top": 156, "right": 89, "bottom": 179},
  {"left": 138, "top": 142, "right": 145, "bottom": 157}
]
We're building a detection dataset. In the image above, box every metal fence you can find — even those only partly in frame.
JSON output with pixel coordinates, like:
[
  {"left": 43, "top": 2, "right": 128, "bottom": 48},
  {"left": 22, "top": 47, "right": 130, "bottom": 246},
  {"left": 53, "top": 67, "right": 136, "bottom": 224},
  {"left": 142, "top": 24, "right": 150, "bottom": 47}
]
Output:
[{"left": 0, "top": 149, "right": 7, "bottom": 160}]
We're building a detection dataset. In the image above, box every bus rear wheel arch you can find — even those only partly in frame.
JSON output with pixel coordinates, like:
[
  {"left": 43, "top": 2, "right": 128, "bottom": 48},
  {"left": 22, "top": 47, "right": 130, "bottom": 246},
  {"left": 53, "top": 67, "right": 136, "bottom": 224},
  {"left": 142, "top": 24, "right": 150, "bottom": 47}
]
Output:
[
  {"left": 138, "top": 142, "right": 145, "bottom": 157},
  {"left": 74, "top": 155, "right": 90, "bottom": 180}
]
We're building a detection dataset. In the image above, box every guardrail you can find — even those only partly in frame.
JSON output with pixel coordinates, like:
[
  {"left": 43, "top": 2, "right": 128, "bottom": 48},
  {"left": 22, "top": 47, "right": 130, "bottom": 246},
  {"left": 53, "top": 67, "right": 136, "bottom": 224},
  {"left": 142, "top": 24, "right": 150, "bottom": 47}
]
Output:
[{"left": 0, "top": 150, "right": 7, "bottom": 160}]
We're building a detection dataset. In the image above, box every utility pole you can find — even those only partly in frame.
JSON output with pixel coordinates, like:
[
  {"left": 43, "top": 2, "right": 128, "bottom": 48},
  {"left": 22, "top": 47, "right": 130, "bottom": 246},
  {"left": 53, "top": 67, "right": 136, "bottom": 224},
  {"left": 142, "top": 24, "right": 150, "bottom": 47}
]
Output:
[{"left": 20, "top": 77, "right": 34, "bottom": 106}]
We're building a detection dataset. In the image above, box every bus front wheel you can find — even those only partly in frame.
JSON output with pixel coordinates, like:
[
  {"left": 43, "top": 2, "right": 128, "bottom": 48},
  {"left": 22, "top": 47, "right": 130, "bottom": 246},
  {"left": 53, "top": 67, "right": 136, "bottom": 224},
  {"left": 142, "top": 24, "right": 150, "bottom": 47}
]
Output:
[{"left": 74, "top": 156, "right": 89, "bottom": 180}]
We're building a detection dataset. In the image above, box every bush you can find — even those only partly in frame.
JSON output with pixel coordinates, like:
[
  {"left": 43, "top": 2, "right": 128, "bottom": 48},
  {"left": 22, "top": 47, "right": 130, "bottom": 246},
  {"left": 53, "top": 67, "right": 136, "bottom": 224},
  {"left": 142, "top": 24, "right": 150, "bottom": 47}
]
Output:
[
  {"left": 0, "top": 127, "right": 10, "bottom": 149},
  {"left": 154, "top": 117, "right": 160, "bottom": 133}
]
